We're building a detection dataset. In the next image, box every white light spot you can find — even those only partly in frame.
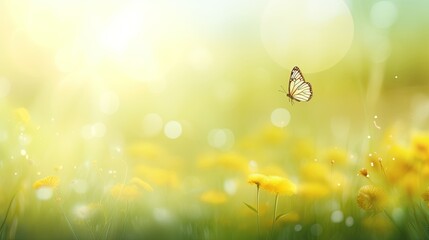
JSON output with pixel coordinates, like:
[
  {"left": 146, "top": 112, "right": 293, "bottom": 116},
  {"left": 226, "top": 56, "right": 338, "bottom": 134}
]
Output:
[
  {"left": 36, "top": 187, "right": 54, "bottom": 200},
  {"left": 71, "top": 179, "right": 88, "bottom": 194},
  {"left": 367, "top": 135, "right": 371, "bottom": 139},
  {"left": 153, "top": 208, "right": 173, "bottom": 224},
  {"left": 331, "top": 210, "right": 344, "bottom": 223},
  {"left": 394, "top": 75, "right": 398, "bottom": 79},
  {"left": 271, "top": 108, "right": 291, "bottom": 127},
  {"left": 223, "top": 179, "right": 238, "bottom": 195},
  {"left": 370, "top": 1, "right": 397, "bottom": 29},
  {"left": 72, "top": 204, "right": 91, "bottom": 220},
  {"left": 294, "top": 224, "right": 302, "bottom": 232},
  {"left": 142, "top": 113, "right": 163, "bottom": 137},
  {"left": 0, "top": 77, "right": 11, "bottom": 98},
  {"left": 18, "top": 134, "right": 31, "bottom": 145},
  {"left": 20, "top": 149, "right": 27, "bottom": 156},
  {"left": 248, "top": 160, "right": 258, "bottom": 171},
  {"left": 99, "top": 91, "right": 119, "bottom": 115},
  {"left": 164, "top": 121, "right": 182, "bottom": 139},
  {"left": 208, "top": 128, "right": 234, "bottom": 150},
  {"left": 310, "top": 223, "right": 323, "bottom": 236},
  {"left": 345, "top": 216, "right": 354, "bottom": 227}
]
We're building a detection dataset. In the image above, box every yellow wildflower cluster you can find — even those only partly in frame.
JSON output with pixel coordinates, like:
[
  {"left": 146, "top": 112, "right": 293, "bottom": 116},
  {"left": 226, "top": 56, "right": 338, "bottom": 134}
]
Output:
[
  {"left": 200, "top": 190, "right": 228, "bottom": 205},
  {"left": 33, "top": 176, "right": 60, "bottom": 189},
  {"left": 248, "top": 173, "right": 296, "bottom": 196},
  {"left": 110, "top": 177, "right": 153, "bottom": 201}
]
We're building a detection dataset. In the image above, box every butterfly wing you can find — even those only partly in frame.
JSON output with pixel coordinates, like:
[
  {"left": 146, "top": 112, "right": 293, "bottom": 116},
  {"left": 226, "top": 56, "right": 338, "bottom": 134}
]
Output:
[{"left": 288, "top": 66, "right": 313, "bottom": 102}]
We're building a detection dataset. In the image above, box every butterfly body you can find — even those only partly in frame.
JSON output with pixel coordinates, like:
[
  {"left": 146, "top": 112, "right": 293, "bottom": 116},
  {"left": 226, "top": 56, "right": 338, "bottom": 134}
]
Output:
[{"left": 281, "top": 66, "right": 313, "bottom": 104}]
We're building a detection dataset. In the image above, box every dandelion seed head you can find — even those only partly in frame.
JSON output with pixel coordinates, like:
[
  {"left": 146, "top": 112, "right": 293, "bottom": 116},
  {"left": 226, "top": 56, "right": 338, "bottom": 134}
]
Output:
[{"left": 294, "top": 224, "right": 302, "bottom": 232}]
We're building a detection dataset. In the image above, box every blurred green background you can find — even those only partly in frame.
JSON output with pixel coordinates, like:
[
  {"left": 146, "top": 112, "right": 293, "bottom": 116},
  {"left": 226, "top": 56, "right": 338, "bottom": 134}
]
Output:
[{"left": 1, "top": 0, "right": 429, "bottom": 239}]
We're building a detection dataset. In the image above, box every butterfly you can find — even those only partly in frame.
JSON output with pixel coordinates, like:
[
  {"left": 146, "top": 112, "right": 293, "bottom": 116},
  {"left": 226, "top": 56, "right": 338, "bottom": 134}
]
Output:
[{"left": 280, "top": 66, "right": 313, "bottom": 104}]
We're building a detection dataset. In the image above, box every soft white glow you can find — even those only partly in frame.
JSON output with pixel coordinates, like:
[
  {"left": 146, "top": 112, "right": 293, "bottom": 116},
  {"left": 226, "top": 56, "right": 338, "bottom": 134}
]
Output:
[
  {"left": 35, "top": 187, "right": 54, "bottom": 200},
  {"left": 208, "top": 128, "right": 234, "bottom": 150},
  {"left": 99, "top": 6, "right": 143, "bottom": 55},
  {"left": 99, "top": 91, "right": 119, "bottom": 115},
  {"left": 271, "top": 108, "right": 291, "bottom": 127},
  {"left": 371, "top": 1, "right": 397, "bottom": 29},
  {"left": 142, "top": 113, "right": 163, "bottom": 137},
  {"left": 261, "top": 0, "right": 354, "bottom": 72},
  {"left": 223, "top": 179, "right": 238, "bottom": 195},
  {"left": 164, "top": 121, "right": 182, "bottom": 139},
  {"left": 331, "top": 210, "right": 344, "bottom": 223},
  {"left": 345, "top": 216, "right": 354, "bottom": 227}
]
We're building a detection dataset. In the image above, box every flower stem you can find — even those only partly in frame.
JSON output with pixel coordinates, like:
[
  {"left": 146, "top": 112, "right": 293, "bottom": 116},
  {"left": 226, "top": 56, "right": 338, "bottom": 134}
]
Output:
[
  {"left": 256, "top": 185, "right": 260, "bottom": 240},
  {"left": 271, "top": 193, "right": 279, "bottom": 239}
]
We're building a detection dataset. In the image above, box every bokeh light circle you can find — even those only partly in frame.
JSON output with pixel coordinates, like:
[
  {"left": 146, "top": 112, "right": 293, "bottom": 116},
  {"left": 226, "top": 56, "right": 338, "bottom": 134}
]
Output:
[
  {"left": 330, "top": 210, "right": 344, "bottom": 223},
  {"left": 371, "top": 1, "right": 397, "bottom": 29},
  {"left": 261, "top": 0, "right": 354, "bottom": 73},
  {"left": 208, "top": 128, "right": 235, "bottom": 150},
  {"left": 271, "top": 108, "right": 291, "bottom": 127},
  {"left": 164, "top": 121, "right": 182, "bottom": 139}
]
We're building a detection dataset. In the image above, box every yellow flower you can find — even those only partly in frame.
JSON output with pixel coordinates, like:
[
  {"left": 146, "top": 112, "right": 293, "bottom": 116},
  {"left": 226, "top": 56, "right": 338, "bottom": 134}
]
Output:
[
  {"left": 247, "top": 173, "right": 268, "bottom": 186},
  {"left": 110, "top": 183, "right": 141, "bottom": 200},
  {"left": 300, "top": 162, "right": 329, "bottom": 183},
  {"left": 217, "top": 152, "right": 248, "bottom": 172},
  {"left": 200, "top": 190, "right": 227, "bottom": 204},
  {"left": 135, "top": 165, "right": 179, "bottom": 188},
  {"left": 357, "top": 185, "right": 386, "bottom": 212},
  {"left": 130, "top": 177, "right": 153, "bottom": 192},
  {"left": 413, "top": 133, "right": 429, "bottom": 161},
  {"left": 261, "top": 125, "right": 286, "bottom": 144},
  {"left": 260, "top": 176, "right": 296, "bottom": 196},
  {"left": 33, "top": 176, "right": 60, "bottom": 189},
  {"left": 297, "top": 182, "right": 330, "bottom": 199},
  {"left": 324, "top": 147, "right": 348, "bottom": 165},
  {"left": 127, "top": 142, "right": 166, "bottom": 160}
]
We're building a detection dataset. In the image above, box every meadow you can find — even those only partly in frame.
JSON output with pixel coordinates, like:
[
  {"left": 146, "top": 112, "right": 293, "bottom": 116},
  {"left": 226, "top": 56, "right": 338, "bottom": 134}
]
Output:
[{"left": 1, "top": 0, "right": 429, "bottom": 239}]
